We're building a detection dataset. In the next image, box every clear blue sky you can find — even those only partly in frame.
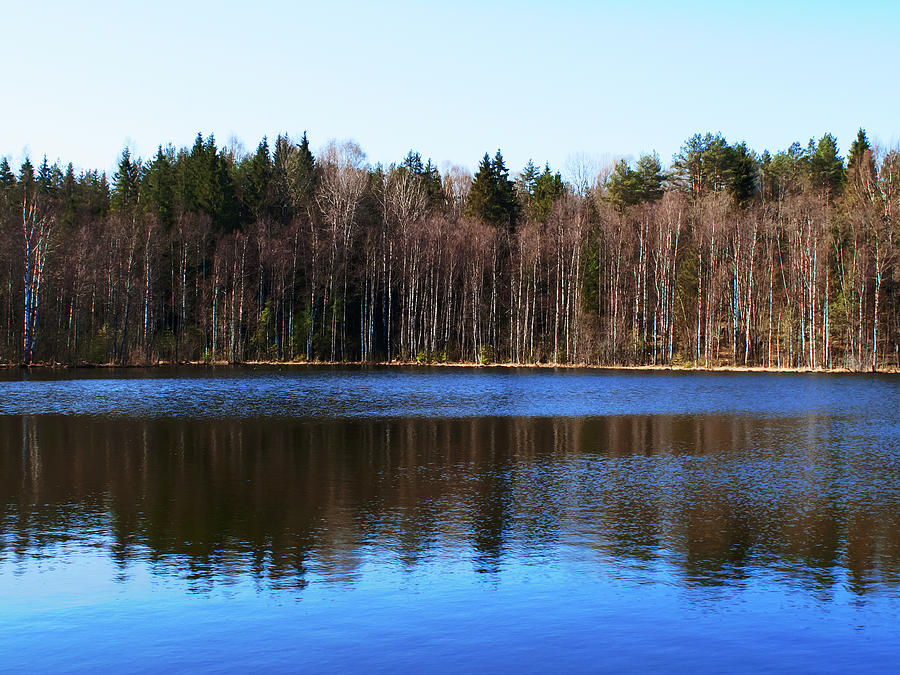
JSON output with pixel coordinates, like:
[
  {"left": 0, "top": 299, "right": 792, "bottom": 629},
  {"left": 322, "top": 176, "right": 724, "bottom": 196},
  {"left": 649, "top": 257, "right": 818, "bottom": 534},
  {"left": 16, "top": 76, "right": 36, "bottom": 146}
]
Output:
[{"left": 3, "top": 0, "right": 899, "bottom": 177}]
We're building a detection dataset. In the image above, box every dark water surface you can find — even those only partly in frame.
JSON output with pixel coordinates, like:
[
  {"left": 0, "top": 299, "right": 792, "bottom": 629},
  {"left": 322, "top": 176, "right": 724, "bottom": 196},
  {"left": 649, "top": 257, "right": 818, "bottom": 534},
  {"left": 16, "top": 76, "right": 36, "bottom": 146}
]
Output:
[{"left": 1, "top": 367, "right": 899, "bottom": 672}]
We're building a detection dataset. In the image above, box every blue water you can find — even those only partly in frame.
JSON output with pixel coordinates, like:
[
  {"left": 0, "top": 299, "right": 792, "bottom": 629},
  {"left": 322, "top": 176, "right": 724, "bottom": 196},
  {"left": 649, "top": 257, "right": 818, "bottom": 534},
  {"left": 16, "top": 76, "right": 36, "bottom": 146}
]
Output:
[
  {"left": 1, "top": 365, "right": 897, "bottom": 420},
  {"left": 0, "top": 367, "right": 898, "bottom": 672}
]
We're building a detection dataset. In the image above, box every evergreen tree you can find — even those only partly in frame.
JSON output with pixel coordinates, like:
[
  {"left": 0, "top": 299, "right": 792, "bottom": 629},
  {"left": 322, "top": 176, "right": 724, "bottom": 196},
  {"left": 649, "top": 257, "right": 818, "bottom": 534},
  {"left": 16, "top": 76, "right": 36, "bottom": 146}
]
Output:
[
  {"left": 0, "top": 159, "right": 14, "bottom": 224},
  {"left": 399, "top": 150, "right": 443, "bottom": 209},
  {"left": 466, "top": 151, "right": 519, "bottom": 228},
  {"left": 180, "top": 133, "right": 238, "bottom": 231},
  {"left": 185, "top": 133, "right": 216, "bottom": 216},
  {"left": 634, "top": 153, "right": 665, "bottom": 202},
  {"left": 847, "top": 128, "right": 873, "bottom": 175},
  {"left": 607, "top": 153, "right": 664, "bottom": 209},
  {"left": 807, "top": 133, "right": 844, "bottom": 202},
  {"left": 290, "top": 131, "right": 318, "bottom": 216},
  {"left": 845, "top": 128, "right": 876, "bottom": 208},
  {"left": 19, "top": 158, "right": 35, "bottom": 207},
  {"left": 422, "top": 158, "right": 444, "bottom": 208},
  {"left": 672, "top": 132, "right": 731, "bottom": 199},
  {"left": 0, "top": 158, "right": 15, "bottom": 190},
  {"left": 726, "top": 142, "right": 758, "bottom": 207},
  {"left": 492, "top": 149, "right": 518, "bottom": 221},
  {"left": 111, "top": 147, "right": 142, "bottom": 215},
  {"left": 763, "top": 142, "right": 807, "bottom": 202},
  {"left": 607, "top": 159, "right": 642, "bottom": 209},
  {"left": 401, "top": 150, "right": 425, "bottom": 175},
  {"left": 142, "top": 145, "right": 177, "bottom": 228},
  {"left": 531, "top": 164, "right": 564, "bottom": 221},
  {"left": 272, "top": 134, "right": 296, "bottom": 224},
  {"left": 37, "top": 156, "right": 55, "bottom": 194},
  {"left": 59, "top": 163, "right": 78, "bottom": 230},
  {"left": 239, "top": 137, "right": 273, "bottom": 223},
  {"left": 214, "top": 149, "right": 239, "bottom": 232},
  {"left": 517, "top": 159, "right": 539, "bottom": 203},
  {"left": 85, "top": 170, "right": 111, "bottom": 220}
]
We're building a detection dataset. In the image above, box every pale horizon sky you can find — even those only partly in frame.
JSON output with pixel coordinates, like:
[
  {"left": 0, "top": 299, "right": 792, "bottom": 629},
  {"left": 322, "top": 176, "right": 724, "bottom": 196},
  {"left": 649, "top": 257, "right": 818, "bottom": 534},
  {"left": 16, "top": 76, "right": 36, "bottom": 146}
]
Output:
[{"left": 3, "top": 0, "right": 899, "bottom": 179}]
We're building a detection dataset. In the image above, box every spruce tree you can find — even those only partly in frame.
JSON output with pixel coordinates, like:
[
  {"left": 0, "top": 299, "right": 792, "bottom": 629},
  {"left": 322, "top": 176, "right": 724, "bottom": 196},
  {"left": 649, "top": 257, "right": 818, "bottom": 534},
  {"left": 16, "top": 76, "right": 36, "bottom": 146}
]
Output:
[
  {"left": 466, "top": 151, "right": 518, "bottom": 229},
  {"left": 272, "top": 134, "right": 296, "bottom": 224},
  {"left": 808, "top": 133, "right": 845, "bottom": 202},
  {"left": 466, "top": 153, "right": 499, "bottom": 223},
  {"left": 0, "top": 158, "right": 15, "bottom": 190},
  {"left": 60, "top": 163, "right": 78, "bottom": 230},
  {"left": 531, "top": 164, "right": 563, "bottom": 221},
  {"left": 111, "top": 147, "right": 142, "bottom": 215},
  {"left": 727, "top": 142, "right": 758, "bottom": 207},
  {"left": 239, "top": 137, "right": 273, "bottom": 224},
  {"left": 847, "top": 128, "right": 872, "bottom": 174},
  {"left": 19, "top": 158, "right": 35, "bottom": 207},
  {"left": 142, "top": 145, "right": 176, "bottom": 228},
  {"left": 422, "top": 159, "right": 444, "bottom": 208},
  {"left": 518, "top": 159, "right": 538, "bottom": 202},
  {"left": 291, "top": 131, "right": 318, "bottom": 217}
]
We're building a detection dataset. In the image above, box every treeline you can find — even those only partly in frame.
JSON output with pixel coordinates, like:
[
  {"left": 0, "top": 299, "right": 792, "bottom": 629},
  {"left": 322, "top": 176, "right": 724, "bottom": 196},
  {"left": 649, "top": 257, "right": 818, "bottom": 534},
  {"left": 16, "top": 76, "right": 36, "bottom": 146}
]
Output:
[{"left": 1, "top": 129, "right": 898, "bottom": 369}]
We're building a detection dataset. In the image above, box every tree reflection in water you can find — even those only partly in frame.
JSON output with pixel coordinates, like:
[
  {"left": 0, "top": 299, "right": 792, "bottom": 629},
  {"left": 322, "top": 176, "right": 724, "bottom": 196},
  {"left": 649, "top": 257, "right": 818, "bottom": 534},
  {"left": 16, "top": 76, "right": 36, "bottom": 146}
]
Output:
[{"left": 1, "top": 413, "right": 898, "bottom": 595}]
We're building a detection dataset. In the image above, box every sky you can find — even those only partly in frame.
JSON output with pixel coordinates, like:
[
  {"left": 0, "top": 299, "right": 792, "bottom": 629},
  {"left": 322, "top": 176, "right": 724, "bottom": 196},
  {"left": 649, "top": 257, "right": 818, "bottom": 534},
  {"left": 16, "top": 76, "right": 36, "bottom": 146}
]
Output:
[{"left": 3, "top": 0, "right": 899, "bottom": 179}]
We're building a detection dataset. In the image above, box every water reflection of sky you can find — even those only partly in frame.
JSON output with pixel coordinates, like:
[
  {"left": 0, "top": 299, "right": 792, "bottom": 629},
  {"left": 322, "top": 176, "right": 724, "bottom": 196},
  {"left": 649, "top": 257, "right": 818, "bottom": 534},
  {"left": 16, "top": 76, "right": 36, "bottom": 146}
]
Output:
[
  {"left": 1, "top": 367, "right": 898, "bottom": 420},
  {"left": 2, "top": 536, "right": 897, "bottom": 672}
]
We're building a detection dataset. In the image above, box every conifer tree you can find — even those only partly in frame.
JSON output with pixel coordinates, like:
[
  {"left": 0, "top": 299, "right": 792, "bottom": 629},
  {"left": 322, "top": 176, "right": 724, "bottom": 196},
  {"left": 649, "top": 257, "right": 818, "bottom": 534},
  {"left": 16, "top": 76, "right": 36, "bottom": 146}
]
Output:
[
  {"left": 634, "top": 153, "right": 666, "bottom": 202},
  {"left": 727, "top": 142, "right": 758, "bottom": 207},
  {"left": 808, "top": 133, "right": 845, "bottom": 202},
  {"left": 531, "top": 164, "right": 563, "bottom": 221},
  {"left": 290, "top": 131, "right": 318, "bottom": 217},
  {"left": 607, "top": 160, "right": 641, "bottom": 210},
  {"left": 847, "top": 128, "right": 873, "bottom": 175},
  {"left": 111, "top": 147, "right": 142, "bottom": 215},
  {"left": 0, "top": 158, "right": 14, "bottom": 190},
  {"left": 466, "top": 150, "right": 518, "bottom": 228},
  {"left": 518, "top": 159, "right": 538, "bottom": 202},
  {"left": 142, "top": 146, "right": 176, "bottom": 228}
]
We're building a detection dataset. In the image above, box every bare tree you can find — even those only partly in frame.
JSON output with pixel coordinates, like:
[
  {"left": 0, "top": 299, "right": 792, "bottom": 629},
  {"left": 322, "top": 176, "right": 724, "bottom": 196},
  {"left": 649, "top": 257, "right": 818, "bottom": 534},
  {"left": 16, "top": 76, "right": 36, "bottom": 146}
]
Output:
[{"left": 22, "top": 186, "right": 54, "bottom": 364}]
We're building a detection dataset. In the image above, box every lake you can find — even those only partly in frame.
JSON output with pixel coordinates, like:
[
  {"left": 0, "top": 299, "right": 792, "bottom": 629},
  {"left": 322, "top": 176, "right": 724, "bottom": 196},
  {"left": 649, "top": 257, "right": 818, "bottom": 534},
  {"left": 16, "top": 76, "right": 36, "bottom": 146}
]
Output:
[{"left": 1, "top": 367, "right": 898, "bottom": 672}]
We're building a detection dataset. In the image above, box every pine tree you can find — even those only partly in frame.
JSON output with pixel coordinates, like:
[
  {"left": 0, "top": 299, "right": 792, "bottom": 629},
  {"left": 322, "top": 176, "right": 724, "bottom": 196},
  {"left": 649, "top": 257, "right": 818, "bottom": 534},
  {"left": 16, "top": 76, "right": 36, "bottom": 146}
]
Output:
[
  {"left": 673, "top": 132, "right": 731, "bottom": 199},
  {"left": 727, "top": 142, "right": 758, "bottom": 207},
  {"left": 634, "top": 153, "right": 665, "bottom": 202},
  {"left": 608, "top": 153, "right": 666, "bottom": 209}
]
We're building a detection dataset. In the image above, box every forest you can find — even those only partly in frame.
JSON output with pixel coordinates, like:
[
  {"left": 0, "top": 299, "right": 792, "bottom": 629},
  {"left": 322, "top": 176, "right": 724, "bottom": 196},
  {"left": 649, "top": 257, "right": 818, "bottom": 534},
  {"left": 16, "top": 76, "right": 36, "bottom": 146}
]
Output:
[{"left": 2, "top": 129, "right": 898, "bottom": 369}]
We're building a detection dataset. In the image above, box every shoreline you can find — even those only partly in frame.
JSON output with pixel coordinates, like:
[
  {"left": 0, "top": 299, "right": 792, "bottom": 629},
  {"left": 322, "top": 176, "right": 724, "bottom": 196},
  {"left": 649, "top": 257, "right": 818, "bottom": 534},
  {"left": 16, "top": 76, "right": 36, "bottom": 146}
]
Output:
[{"left": 2, "top": 359, "right": 897, "bottom": 374}]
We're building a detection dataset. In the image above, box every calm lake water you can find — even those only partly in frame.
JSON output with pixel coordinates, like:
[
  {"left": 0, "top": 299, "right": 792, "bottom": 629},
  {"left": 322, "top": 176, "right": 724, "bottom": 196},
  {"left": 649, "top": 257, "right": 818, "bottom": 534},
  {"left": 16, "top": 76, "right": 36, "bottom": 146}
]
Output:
[{"left": 1, "top": 367, "right": 899, "bottom": 672}]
